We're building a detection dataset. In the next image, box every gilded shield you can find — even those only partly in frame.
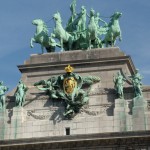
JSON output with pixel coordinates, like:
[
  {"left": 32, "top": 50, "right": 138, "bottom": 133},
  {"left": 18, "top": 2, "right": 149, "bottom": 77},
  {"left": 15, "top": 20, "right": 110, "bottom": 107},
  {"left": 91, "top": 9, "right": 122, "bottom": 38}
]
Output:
[{"left": 63, "top": 77, "right": 77, "bottom": 94}]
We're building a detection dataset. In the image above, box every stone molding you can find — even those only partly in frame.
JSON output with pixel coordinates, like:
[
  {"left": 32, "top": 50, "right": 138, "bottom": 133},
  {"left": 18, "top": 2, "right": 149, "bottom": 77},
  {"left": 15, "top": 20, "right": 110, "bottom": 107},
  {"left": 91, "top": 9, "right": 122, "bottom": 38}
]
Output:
[{"left": 0, "top": 131, "right": 150, "bottom": 149}]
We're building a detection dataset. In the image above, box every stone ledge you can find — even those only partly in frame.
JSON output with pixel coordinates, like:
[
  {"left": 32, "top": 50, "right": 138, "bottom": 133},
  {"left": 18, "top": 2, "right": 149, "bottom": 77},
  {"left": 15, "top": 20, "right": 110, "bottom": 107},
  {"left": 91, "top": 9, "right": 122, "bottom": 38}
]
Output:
[
  {"left": 0, "top": 131, "right": 150, "bottom": 150},
  {"left": 25, "top": 47, "right": 125, "bottom": 65}
]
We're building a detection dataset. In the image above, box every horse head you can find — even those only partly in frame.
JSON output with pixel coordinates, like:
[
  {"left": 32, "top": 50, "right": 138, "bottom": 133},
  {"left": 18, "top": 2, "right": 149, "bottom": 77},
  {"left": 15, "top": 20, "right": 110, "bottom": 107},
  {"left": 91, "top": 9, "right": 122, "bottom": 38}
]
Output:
[
  {"left": 53, "top": 12, "right": 62, "bottom": 23},
  {"left": 32, "top": 19, "right": 48, "bottom": 35},
  {"left": 111, "top": 12, "right": 122, "bottom": 20},
  {"left": 90, "top": 8, "right": 95, "bottom": 17},
  {"left": 32, "top": 19, "right": 45, "bottom": 26}
]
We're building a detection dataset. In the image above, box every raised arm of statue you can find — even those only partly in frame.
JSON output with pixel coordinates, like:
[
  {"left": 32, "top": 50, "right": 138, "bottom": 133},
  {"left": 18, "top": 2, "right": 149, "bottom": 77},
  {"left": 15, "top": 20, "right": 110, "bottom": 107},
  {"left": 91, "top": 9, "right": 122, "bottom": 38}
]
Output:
[
  {"left": 86, "top": 13, "right": 90, "bottom": 18},
  {"left": 70, "top": 0, "right": 76, "bottom": 16},
  {"left": 95, "top": 12, "right": 107, "bottom": 28},
  {"left": 99, "top": 18, "right": 107, "bottom": 26}
]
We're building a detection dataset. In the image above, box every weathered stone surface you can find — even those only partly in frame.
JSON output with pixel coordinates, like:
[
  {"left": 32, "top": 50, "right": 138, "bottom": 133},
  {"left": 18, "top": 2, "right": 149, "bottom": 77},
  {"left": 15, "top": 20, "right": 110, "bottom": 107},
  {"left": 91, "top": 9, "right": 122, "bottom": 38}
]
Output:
[
  {"left": 0, "top": 110, "right": 6, "bottom": 140},
  {"left": 2, "top": 48, "right": 150, "bottom": 141},
  {"left": 0, "top": 131, "right": 150, "bottom": 150},
  {"left": 132, "top": 97, "right": 148, "bottom": 131},
  {"left": 114, "top": 99, "right": 126, "bottom": 132},
  {"left": 25, "top": 47, "right": 124, "bottom": 65}
]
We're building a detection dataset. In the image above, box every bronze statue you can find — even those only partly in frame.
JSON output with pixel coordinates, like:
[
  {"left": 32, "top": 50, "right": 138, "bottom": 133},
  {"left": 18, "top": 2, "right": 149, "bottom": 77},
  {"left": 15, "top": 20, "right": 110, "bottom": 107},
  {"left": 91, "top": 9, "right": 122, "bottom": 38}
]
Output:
[
  {"left": 129, "top": 69, "right": 143, "bottom": 98},
  {"left": 0, "top": 81, "right": 8, "bottom": 110},
  {"left": 34, "top": 65, "right": 100, "bottom": 118},
  {"left": 30, "top": 19, "right": 60, "bottom": 53},
  {"left": 30, "top": 0, "right": 123, "bottom": 52},
  {"left": 113, "top": 72, "right": 126, "bottom": 99},
  {"left": 103, "top": 12, "right": 122, "bottom": 47},
  {"left": 14, "top": 80, "right": 28, "bottom": 107}
]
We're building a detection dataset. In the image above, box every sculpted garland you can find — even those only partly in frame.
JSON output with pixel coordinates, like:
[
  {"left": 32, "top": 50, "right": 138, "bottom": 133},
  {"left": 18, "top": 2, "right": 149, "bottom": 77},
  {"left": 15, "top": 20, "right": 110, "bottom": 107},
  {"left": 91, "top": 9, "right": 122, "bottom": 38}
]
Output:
[{"left": 30, "top": 0, "right": 122, "bottom": 53}]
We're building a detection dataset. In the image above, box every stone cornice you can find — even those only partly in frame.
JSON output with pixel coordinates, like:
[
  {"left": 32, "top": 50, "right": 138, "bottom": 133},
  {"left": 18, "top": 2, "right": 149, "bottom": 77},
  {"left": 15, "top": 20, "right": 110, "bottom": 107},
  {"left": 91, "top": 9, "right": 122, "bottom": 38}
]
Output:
[{"left": 0, "top": 131, "right": 150, "bottom": 149}]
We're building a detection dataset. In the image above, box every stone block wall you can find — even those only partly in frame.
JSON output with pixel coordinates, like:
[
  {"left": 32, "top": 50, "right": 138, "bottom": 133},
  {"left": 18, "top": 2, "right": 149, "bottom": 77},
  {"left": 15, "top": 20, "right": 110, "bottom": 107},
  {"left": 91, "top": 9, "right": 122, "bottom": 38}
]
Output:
[{"left": 1, "top": 48, "right": 150, "bottom": 140}]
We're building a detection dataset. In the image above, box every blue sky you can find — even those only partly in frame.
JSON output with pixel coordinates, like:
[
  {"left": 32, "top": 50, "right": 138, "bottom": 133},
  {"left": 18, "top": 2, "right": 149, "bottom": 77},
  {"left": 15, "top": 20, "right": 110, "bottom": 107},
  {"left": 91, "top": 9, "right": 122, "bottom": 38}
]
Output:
[{"left": 0, "top": 0, "right": 150, "bottom": 91}]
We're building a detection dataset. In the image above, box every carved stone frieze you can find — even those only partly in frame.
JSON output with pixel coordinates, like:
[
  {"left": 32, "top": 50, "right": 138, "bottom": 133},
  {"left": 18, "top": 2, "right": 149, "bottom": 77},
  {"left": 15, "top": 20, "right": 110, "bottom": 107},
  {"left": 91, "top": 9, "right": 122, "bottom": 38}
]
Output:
[
  {"left": 26, "top": 103, "right": 112, "bottom": 120},
  {"left": 27, "top": 110, "right": 50, "bottom": 120},
  {"left": 81, "top": 103, "right": 112, "bottom": 116}
]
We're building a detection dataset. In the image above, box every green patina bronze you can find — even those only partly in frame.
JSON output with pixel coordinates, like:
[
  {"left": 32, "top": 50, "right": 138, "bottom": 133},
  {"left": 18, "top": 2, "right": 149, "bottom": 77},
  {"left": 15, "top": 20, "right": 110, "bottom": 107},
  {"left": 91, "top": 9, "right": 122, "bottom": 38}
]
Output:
[
  {"left": 30, "top": 19, "right": 60, "bottom": 53},
  {"left": 74, "top": 5, "right": 87, "bottom": 33},
  {"left": 87, "top": 8, "right": 100, "bottom": 49},
  {"left": 53, "top": 12, "right": 74, "bottom": 51},
  {"left": 34, "top": 65, "right": 100, "bottom": 119},
  {"left": 66, "top": 0, "right": 77, "bottom": 32},
  {"left": 113, "top": 72, "right": 126, "bottom": 99},
  {"left": 0, "top": 81, "right": 8, "bottom": 110},
  {"left": 14, "top": 80, "right": 28, "bottom": 107},
  {"left": 30, "top": 0, "right": 122, "bottom": 52},
  {"left": 129, "top": 69, "right": 143, "bottom": 98},
  {"left": 95, "top": 12, "right": 107, "bottom": 29},
  {"left": 103, "top": 12, "right": 122, "bottom": 47}
]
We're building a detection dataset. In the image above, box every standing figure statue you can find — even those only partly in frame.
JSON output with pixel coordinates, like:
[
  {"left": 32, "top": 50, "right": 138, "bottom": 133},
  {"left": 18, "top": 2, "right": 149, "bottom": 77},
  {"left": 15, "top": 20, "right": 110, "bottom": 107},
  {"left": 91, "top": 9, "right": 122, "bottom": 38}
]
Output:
[
  {"left": 66, "top": 0, "right": 77, "bottom": 32},
  {"left": 69, "top": 0, "right": 77, "bottom": 23},
  {"left": 74, "top": 6, "right": 87, "bottom": 33},
  {"left": 113, "top": 72, "right": 126, "bottom": 99},
  {"left": 70, "top": 0, "right": 76, "bottom": 17},
  {"left": 130, "top": 69, "right": 143, "bottom": 97},
  {"left": 87, "top": 8, "right": 100, "bottom": 49},
  {"left": 14, "top": 80, "right": 28, "bottom": 107},
  {"left": 95, "top": 12, "right": 107, "bottom": 29},
  {"left": 0, "top": 81, "right": 8, "bottom": 110}
]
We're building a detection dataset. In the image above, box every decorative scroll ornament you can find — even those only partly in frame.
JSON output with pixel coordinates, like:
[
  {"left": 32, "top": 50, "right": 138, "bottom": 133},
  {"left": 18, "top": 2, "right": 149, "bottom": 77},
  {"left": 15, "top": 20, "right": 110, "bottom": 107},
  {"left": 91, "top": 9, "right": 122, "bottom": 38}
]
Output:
[{"left": 34, "top": 65, "right": 100, "bottom": 119}]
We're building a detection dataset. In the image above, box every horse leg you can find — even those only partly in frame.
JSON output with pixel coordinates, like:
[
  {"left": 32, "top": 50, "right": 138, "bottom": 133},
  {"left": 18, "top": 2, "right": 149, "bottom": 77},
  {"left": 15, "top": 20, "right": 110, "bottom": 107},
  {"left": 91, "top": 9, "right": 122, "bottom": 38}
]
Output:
[
  {"left": 68, "top": 37, "right": 73, "bottom": 50},
  {"left": 60, "top": 38, "right": 64, "bottom": 52},
  {"left": 119, "top": 32, "right": 122, "bottom": 41},
  {"left": 104, "top": 38, "right": 108, "bottom": 47},
  {"left": 30, "top": 38, "right": 36, "bottom": 48},
  {"left": 41, "top": 45, "right": 44, "bottom": 54},
  {"left": 111, "top": 34, "right": 114, "bottom": 47},
  {"left": 89, "top": 38, "right": 91, "bottom": 50},
  {"left": 87, "top": 32, "right": 91, "bottom": 50},
  {"left": 2, "top": 96, "right": 5, "bottom": 109}
]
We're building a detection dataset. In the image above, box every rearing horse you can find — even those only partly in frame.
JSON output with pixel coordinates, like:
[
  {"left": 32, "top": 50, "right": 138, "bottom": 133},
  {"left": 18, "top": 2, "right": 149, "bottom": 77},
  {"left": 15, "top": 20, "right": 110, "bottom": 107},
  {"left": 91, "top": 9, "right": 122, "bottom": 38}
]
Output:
[
  {"left": 53, "top": 12, "right": 74, "bottom": 51},
  {"left": 30, "top": 19, "right": 59, "bottom": 53},
  {"left": 87, "top": 9, "right": 99, "bottom": 49},
  {"left": 103, "top": 12, "right": 122, "bottom": 47}
]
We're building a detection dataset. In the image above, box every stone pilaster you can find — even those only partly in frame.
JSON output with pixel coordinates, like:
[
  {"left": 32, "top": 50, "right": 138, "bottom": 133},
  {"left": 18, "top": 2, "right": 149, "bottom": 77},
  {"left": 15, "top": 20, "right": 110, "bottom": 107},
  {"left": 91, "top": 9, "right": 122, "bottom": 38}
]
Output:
[
  {"left": 11, "top": 107, "right": 27, "bottom": 139},
  {"left": 0, "top": 109, "right": 6, "bottom": 140},
  {"left": 114, "top": 98, "right": 126, "bottom": 132},
  {"left": 132, "top": 96, "right": 147, "bottom": 131}
]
